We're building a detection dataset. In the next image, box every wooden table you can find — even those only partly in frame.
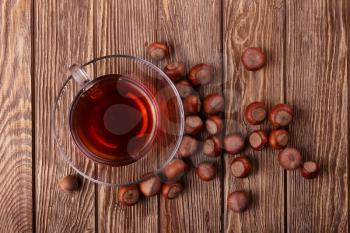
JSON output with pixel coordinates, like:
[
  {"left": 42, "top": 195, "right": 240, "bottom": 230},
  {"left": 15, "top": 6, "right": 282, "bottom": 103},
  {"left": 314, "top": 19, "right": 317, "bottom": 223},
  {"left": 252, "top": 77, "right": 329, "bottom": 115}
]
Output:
[{"left": 0, "top": 0, "right": 348, "bottom": 232}]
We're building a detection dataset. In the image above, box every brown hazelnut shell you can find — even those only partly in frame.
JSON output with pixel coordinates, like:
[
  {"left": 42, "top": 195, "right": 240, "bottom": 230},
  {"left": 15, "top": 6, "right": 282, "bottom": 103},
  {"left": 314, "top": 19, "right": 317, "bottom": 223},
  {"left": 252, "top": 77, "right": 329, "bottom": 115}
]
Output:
[
  {"left": 269, "top": 129, "right": 289, "bottom": 149},
  {"left": 188, "top": 63, "right": 212, "bottom": 85},
  {"left": 244, "top": 101, "right": 267, "bottom": 125},
  {"left": 223, "top": 134, "right": 245, "bottom": 155},
  {"left": 205, "top": 115, "right": 224, "bottom": 135},
  {"left": 277, "top": 147, "right": 302, "bottom": 170},
  {"left": 164, "top": 61, "right": 185, "bottom": 82},
  {"left": 117, "top": 185, "right": 140, "bottom": 206},
  {"left": 241, "top": 47, "right": 267, "bottom": 71},
  {"left": 249, "top": 130, "right": 268, "bottom": 150},
  {"left": 203, "top": 94, "right": 225, "bottom": 115},
  {"left": 196, "top": 162, "right": 217, "bottom": 181},
  {"left": 227, "top": 191, "right": 252, "bottom": 212},
  {"left": 148, "top": 42, "right": 169, "bottom": 60},
  {"left": 230, "top": 155, "right": 252, "bottom": 178},
  {"left": 269, "top": 104, "right": 293, "bottom": 128},
  {"left": 203, "top": 135, "right": 222, "bottom": 157},
  {"left": 162, "top": 181, "right": 183, "bottom": 199},
  {"left": 300, "top": 161, "right": 320, "bottom": 179}
]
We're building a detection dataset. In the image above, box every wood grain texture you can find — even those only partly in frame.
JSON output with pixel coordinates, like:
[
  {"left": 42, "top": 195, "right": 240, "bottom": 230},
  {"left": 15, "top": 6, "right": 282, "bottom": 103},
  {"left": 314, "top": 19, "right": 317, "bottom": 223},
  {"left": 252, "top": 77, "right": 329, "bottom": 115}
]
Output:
[
  {"left": 0, "top": 1, "right": 347, "bottom": 232},
  {"left": 35, "top": 0, "right": 95, "bottom": 232},
  {"left": 95, "top": 1, "right": 158, "bottom": 232},
  {"left": 158, "top": 0, "right": 222, "bottom": 232},
  {"left": 0, "top": 0, "right": 33, "bottom": 232},
  {"left": 286, "top": 0, "right": 348, "bottom": 232},
  {"left": 223, "top": 0, "right": 285, "bottom": 232}
]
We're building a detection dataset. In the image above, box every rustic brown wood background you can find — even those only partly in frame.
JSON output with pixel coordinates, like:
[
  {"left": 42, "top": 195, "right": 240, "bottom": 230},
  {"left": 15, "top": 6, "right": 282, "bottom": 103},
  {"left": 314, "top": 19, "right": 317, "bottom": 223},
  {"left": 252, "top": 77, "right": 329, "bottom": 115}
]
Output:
[{"left": 0, "top": 0, "right": 348, "bottom": 232}]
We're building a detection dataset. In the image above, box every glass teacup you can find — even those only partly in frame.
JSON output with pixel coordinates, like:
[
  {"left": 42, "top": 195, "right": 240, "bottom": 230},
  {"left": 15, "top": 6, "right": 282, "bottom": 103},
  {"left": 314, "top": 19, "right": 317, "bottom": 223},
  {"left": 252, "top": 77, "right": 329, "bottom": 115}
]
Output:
[{"left": 53, "top": 55, "right": 184, "bottom": 186}]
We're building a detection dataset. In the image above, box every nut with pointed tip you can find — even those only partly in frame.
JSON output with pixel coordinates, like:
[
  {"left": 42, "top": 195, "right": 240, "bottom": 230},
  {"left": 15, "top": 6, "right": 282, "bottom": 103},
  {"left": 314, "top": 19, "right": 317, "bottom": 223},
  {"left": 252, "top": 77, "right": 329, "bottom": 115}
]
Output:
[
  {"left": 230, "top": 155, "right": 252, "bottom": 178},
  {"left": 162, "top": 181, "right": 183, "bottom": 199},
  {"left": 196, "top": 162, "right": 218, "bottom": 181},
  {"left": 301, "top": 161, "right": 320, "bottom": 179},
  {"left": 117, "top": 185, "right": 140, "bottom": 206},
  {"left": 175, "top": 80, "right": 194, "bottom": 99},
  {"left": 244, "top": 101, "right": 267, "bottom": 125},
  {"left": 163, "top": 159, "right": 189, "bottom": 183},
  {"left": 185, "top": 115, "right": 203, "bottom": 135},
  {"left": 241, "top": 47, "right": 267, "bottom": 71},
  {"left": 203, "top": 94, "right": 225, "bottom": 115},
  {"left": 177, "top": 135, "right": 199, "bottom": 158},
  {"left": 223, "top": 134, "right": 245, "bottom": 155},
  {"left": 277, "top": 147, "right": 302, "bottom": 170},
  {"left": 184, "top": 95, "right": 201, "bottom": 114},
  {"left": 188, "top": 63, "right": 212, "bottom": 85},
  {"left": 227, "top": 191, "right": 252, "bottom": 213},
  {"left": 139, "top": 174, "right": 162, "bottom": 197},
  {"left": 164, "top": 61, "right": 185, "bottom": 82},
  {"left": 205, "top": 115, "right": 224, "bottom": 135},
  {"left": 269, "top": 104, "right": 293, "bottom": 128},
  {"left": 249, "top": 130, "right": 268, "bottom": 150},
  {"left": 148, "top": 42, "right": 169, "bottom": 60},
  {"left": 203, "top": 135, "right": 222, "bottom": 157},
  {"left": 57, "top": 175, "right": 79, "bottom": 194},
  {"left": 269, "top": 129, "right": 289, "bottom": 149}
]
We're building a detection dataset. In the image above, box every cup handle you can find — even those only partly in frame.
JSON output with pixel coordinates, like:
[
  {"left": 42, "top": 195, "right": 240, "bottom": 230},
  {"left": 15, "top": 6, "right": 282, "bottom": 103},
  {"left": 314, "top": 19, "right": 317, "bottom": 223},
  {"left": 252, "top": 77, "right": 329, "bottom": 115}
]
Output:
[{"left": 69, "top": 64, "right": 91, "bottom": 86}]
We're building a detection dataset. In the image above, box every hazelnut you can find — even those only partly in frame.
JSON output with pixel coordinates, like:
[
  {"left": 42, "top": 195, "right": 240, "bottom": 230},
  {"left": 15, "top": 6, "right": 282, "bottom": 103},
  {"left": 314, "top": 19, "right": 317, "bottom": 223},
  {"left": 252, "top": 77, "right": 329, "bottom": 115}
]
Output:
[
  {"left": 188, "top": 63, "right": 212, "bottom": 85},
  {"left": 185, "top": 115, "right": 204, "bottom": 135},
  {"left": 184, "top": 95, "right": 201, "bottom": 114},
  {"left": 223, "top": 134, "right": 245, "bottom": 155},
  {"left": 269, "top": 129, "right": 289, "bottom": 149},
  {"left": 117, "top": 185, "right": 140, "bottom": 206},
  {"left": 244, "top": 101, "right": 267, "bottom": 125},
  {"left": 162, "top": 181, "right": 183, "bottom": 199},
  {"left": 196, "top": 162, "right": 217, "bottom": 181},
  {"left": 241, "top": 47, "right": 266, "bottom": 71},
  {"left": 163, "top": 159, "right": 189, "bottom": 183},
  {"left": 203, "top": 94, "right": 225, "bottom": 115},
  {"left": 177, "top": 135, "right": 199, "bottom": 158},
  {"left": 300, "top": 161, "right": 320, "bottom": 179},
  {"left": 139, "top": 174, "right": 162, "bottom": 197},
  {"left": 269, "top": 104, "right": 293, "bottom": 128},
  {"left": 249, "top": 130, "right": 268, "bottom": 150},
  {"left": 148, "top": 42, "right": 169, "bottom": 60},
  {"left": 277, "top": 147, "right": 302, "bottom": 170},
  {"left": 175, "top": 80, "right": 194, "bottom": 99},
  {"left": 230, "top": 155, "right": 252, "bottom": 178},
  {"left": 227, "top": 191, "right": 251, "bottom": 213},
  {"left": 164, "top": 61, "right": 185, "bottom": 82},
  {"left": 57, "top": 175, "right": 79, "bottom": 194},
  {"left": 205, "top": 115, "right": 224, "bottom": 135},
  {"left": 203, "top": 135, "right": 222, "bottom": 157}
]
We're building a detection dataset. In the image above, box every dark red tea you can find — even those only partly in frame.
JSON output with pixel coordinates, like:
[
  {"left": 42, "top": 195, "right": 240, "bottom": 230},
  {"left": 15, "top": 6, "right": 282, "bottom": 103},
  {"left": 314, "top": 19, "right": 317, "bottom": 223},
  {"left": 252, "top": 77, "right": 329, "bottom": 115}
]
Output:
[{"left": 69, "top": 74, "right": 158, "bottom": 166}]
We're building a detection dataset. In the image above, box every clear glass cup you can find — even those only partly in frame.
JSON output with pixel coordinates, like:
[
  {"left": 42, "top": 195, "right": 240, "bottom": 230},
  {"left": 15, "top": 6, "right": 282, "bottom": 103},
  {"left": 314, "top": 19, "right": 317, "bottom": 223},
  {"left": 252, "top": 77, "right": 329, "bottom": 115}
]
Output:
[{"left": 52, "top": 55, "right": 184, "bottom": 186}]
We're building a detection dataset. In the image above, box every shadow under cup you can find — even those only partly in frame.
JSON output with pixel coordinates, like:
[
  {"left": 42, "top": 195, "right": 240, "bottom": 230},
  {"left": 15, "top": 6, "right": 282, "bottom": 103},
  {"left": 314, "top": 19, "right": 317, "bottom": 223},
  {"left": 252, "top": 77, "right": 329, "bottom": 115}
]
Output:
[{"left": 53, "top": 55, "right": 184, "bottom": 186}]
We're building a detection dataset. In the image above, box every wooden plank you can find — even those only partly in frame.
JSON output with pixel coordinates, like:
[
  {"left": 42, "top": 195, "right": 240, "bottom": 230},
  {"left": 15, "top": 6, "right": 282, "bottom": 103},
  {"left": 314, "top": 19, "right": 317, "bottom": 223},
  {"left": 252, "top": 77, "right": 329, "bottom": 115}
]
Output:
[
  {"left": 286, "top": 1, "right": 348, "bottom": 232},
  {"left": 158, "top": 0, "right": 222, "bottom": 232},
  {"left": 95, "top": 1, "right": 158, "bottom": 232},
  {"left": 35, "top": 0, "right": 95, "bottom": 232},
  {"left": 223, "top": 0, "right": 285, "bottom": 232},
  {"left": 0, "top": 0, "right": 33, "bottom": 232}
]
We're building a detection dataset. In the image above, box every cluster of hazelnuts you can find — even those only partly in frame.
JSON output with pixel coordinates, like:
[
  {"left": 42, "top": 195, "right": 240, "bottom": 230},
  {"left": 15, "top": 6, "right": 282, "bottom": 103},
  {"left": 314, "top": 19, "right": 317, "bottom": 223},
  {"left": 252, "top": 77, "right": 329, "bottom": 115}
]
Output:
[
  {"left": 224, "top": 47, "right": 321, "bottom": 213},
  {"left": 227, "top": 102, "right": 321, "bottom": 212},
  {"left": 148, "top": 42, "right": 224, "bottom": 200},
  {"left": 147, "top": 41, "right": 224, "bottom": 182},
  {"left": 245, "top": 101, "right": 320, "bottom": 179}
]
